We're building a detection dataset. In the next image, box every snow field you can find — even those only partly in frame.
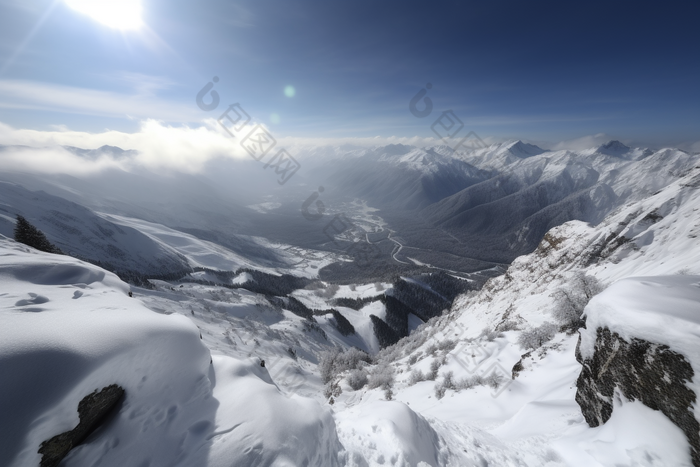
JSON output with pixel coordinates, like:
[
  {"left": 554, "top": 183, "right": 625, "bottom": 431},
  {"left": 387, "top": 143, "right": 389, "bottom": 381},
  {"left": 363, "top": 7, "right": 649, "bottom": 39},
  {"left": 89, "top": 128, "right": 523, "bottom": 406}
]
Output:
[{"left": 0, "top": 236, "right": 341, "bottom": 467}]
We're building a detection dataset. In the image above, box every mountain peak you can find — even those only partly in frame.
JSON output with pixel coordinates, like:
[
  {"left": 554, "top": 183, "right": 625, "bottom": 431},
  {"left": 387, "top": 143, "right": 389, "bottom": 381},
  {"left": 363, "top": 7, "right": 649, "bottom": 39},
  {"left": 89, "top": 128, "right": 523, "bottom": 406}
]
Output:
[
  {"left": 598, "top": 140, "right": 631, "bottom": 156},
  {"left": 97, "top": 145, "right": 127, "bottom": 154},
  {"left": 63, "top": 145, "right": 136, "bottom": 159},
  {"left": 503, "top": 140, "right": 546, "bottom": 158}
]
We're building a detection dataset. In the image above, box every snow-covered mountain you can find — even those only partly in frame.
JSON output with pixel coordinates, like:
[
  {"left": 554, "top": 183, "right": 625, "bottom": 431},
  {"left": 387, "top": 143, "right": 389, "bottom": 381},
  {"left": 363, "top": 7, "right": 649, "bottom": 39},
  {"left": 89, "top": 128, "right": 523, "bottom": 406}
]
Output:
[
  {"left": 321, "top": 151, "right": 700, "bottom": 465},
  {"left": 0, "top": 173, "right": 343, "bottom": 282},
  {"left": 0, "top": 238, "right": 341, "bottom": 467},
  {"left": 315, "top": 144, "right": 492, "bottom": 211},
  {"left": 305, "top": 140, "right": 698, "bottom": 266},
  {"left": 1, "top": 139, "right": 699, "bottom": 466},
  {"left": 445, "top": 142, "right": 693, "bottom": 259},
  {"left": 3, "top": 139, "right": 695, "bottom": 278},
  {"left": 0, "top": 182, "right": 190, "bottom": 277},
  {"left": 456, "top": 139, "right": 547, "bottom": 168}
]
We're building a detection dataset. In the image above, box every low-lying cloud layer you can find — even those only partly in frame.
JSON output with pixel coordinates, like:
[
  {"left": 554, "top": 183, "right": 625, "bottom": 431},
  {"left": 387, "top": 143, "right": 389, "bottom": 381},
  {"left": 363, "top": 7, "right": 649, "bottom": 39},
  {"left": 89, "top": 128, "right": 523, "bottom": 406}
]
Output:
[
  {"left": 0, "top": 119, "right": 248, "bottom": 174},
  {"left": 1, "top": 119, "right": 698, "bottom": 177},
  {"left": 0, "top": 119, "right": 457, "bottom": 175}
]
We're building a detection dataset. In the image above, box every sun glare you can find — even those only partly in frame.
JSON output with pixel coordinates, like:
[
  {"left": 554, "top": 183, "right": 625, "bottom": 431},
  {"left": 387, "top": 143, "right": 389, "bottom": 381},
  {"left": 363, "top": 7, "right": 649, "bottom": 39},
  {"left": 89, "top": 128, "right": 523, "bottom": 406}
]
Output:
[{"left": 65, "top": 0, "right": 143, "bottom": 30}]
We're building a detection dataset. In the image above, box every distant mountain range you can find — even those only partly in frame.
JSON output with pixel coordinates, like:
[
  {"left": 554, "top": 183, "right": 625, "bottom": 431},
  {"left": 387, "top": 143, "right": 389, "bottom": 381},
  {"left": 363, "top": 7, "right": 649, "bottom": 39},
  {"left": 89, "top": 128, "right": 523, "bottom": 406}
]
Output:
[
  {"left": 0, "top": 140, "right": 697, "bottom": 277},
  {"left": 308, "top": 140, "right": 699, "bottom": 262}
]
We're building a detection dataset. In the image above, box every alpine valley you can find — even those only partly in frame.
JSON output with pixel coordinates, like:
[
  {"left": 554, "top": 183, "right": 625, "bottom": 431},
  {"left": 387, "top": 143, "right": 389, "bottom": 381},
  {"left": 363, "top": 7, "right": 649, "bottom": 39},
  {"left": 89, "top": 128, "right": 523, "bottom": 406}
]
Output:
[{"left": 1, "top": 139, "right": 699, "bottom": 466}]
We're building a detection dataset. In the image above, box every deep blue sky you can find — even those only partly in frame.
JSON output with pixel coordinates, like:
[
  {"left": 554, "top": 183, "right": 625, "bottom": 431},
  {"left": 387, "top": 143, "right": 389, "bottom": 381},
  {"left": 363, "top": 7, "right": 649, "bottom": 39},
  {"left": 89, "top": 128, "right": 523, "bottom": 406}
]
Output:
[{"left": 0, "top": 0, "right": 699, "bottom": 146}]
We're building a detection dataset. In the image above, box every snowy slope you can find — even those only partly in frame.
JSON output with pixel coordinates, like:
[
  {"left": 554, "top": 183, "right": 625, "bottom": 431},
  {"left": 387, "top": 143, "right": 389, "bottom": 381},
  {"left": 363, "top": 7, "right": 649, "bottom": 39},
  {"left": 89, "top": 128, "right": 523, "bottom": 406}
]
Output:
[
  {"left": 456, "top": 140, "right": 547, "bottom": 168},
  {"left": 0, "top": 182, "right": 189, "bottom": 276},
  {"left": 321, "top": 163, "right": 700, "bottom": 465},
  {"left": 99, "top": 212, "right": 338, "bottom": 278},
  {"left": 421, "top": 143, "right": 699, "bottom": 262},
  {"left": 2, "top": 142, "right": 699, "bottom": 466},
  {"left": 0, "top": 178, "right": 339, "bottom": 281},
  {"left": 0, "top": 236, "right": 341, "bottom": 467},
  {"left": 439, "top": 160, "right": 700, "bottom": 343}
]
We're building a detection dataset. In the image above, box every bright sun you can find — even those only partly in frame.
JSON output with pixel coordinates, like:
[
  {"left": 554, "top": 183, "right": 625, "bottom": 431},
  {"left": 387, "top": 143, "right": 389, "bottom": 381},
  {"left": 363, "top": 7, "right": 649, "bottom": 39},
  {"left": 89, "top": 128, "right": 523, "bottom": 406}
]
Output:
[{"left": 65, "top": 0, "right": 143, "bottom": 30}]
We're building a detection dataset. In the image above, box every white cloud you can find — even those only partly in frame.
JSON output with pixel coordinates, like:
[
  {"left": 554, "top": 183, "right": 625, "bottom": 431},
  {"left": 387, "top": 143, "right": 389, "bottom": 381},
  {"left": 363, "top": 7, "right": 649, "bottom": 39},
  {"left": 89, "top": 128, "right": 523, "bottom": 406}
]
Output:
[
  {"left": 550, "top": 133, "right": 616, "bottom": 151},
  {"left": 0, "top": 119, "right": 497, "bottom": 176},
  {"left": 549, "top": 134, "right": 700, "bottom": 152},
  {"left": 0, "top": 118, "right": 495, "bottom": 176},
  {"left": 105, "top": 72, "right": 177, "bottom": 96},
  {"left": 0, "top": 145, "right": 125, "bottom": 175},
  {"left": 672, "top": 140, "right": 700, "bottom": 153},
  {"left": 277, "top": 134, "right": 437, "bottom": 151},
  {"left": 0, "top": 119, "right": 249, "bottom": 174},
  {"left": 3, "top": 119, "right": 691, "bottom": 178},
  {"left": 0, "top": 79, "right": 200, "bottom": 122}
]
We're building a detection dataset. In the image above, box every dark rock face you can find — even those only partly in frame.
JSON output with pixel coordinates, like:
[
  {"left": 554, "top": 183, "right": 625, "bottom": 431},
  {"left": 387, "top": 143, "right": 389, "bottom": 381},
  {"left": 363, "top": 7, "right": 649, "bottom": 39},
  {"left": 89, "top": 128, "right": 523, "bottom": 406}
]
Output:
[
  {"left": 511, "top": 351, "right": 532, "bottom": 379},
  {"left": 38, "top": 385, "right": 125, "bottom": 467},
  {"left": 575, "top": 328, "right": 699, "bottom": 466}
]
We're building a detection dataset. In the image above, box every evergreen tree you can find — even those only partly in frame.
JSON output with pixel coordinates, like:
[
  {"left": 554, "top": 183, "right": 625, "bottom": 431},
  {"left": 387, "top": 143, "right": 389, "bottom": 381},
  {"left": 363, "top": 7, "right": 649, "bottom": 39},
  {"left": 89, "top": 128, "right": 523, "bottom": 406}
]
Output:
[
  {"left": 383, "top": 296, "right": 411, "bottom": 337},
  {"left": 331, "top": 309, "right": 356, "bottom": 336},
  {"left": 369, "top": 314, "right": 401, "bottom": 348},
  {"left": 14, "top": 215, "right": 63, "bottom": 254}
]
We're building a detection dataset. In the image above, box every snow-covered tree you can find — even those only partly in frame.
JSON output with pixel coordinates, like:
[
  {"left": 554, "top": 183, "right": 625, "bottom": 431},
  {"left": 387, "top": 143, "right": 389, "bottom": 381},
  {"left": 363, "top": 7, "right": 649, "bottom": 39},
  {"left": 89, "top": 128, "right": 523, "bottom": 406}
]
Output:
[
  {"left": 553, "top": 272, "right": 604, "bottom": 331},
  {"left": 332, "top": 309, "right": 356, "bottom": 336},
  {"left": 367, "top": 363, "right": 395, "bottom": 390},
  {"left": 346, "top": 369, "right": 368, "bottom": 390},
  {"left": 319, "top": 347, "right": 371, "bottom": 384},
  {"left": 517, "top": 322, "right": 558, "bottom": 350}
]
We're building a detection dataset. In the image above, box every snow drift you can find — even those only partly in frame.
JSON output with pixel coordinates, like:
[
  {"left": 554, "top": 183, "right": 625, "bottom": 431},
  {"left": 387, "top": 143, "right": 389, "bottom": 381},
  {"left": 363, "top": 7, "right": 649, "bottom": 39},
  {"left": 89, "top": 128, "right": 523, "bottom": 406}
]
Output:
[{"left": 0, "top": 235, "right": 341, "bottom": 467}]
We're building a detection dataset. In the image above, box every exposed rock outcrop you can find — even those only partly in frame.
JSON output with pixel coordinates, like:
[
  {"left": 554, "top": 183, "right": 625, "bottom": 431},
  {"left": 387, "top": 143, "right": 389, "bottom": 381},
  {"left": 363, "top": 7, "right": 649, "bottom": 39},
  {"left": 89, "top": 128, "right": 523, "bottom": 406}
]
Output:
[
  {"left": 511, "top": 351, "right": 533, "bottom": 379},
  {"left": 575, "top": 328, "right": 699, "bottom": 466},
  {"left": 39, "top": 385, "right": 125, "bottom": 467}
]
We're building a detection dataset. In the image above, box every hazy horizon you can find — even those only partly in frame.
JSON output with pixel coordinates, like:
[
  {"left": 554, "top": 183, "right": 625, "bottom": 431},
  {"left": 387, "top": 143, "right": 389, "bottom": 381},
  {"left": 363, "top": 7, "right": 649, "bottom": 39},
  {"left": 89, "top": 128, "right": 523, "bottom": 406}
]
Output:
[{"left": 1, "top": 0, "right": 699, "bottom": 153}]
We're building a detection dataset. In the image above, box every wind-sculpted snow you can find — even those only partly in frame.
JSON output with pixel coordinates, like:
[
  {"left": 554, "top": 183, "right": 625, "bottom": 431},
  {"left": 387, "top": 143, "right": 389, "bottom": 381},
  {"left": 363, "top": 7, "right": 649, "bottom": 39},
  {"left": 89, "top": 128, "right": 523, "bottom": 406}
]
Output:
[
  {"left": 0, "top": 236, "right": 342, "bottom": 467},
  {"left": 335, "top": 401, "right": 441, "bottom": 466},
  {"left": 579, "top": 276, "right": 700, "bottom": 373}
]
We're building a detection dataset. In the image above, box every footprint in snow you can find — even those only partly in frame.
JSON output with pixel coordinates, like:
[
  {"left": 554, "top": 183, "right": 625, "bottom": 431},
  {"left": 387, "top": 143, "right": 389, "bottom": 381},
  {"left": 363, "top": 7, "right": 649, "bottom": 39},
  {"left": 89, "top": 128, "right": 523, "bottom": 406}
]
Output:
[{"left": 73, "top": 290, "right": 83, "bottom": 299}]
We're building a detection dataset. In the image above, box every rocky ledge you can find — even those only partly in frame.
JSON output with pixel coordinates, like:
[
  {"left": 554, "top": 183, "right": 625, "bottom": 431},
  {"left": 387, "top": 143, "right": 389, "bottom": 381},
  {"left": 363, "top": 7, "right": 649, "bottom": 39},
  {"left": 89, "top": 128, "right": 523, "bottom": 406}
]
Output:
[{"left": 575, "top": 328, "right": 699, "bottom": 466}]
